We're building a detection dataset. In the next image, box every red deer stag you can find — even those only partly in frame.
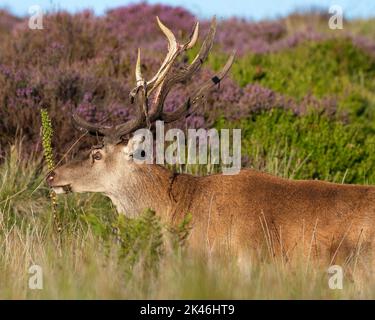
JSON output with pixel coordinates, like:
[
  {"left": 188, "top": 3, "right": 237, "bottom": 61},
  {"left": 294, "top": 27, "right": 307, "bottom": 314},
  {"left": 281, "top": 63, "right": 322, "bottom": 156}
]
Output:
[{"left": 47, "top": 17, "right": 375, "bottom": 266}]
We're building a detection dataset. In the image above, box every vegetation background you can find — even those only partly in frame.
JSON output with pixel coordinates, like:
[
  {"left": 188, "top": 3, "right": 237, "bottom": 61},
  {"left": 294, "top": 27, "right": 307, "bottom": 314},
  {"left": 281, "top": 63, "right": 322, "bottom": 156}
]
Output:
[{"left": 0, "top": 3, "right": 374, "bottom": 299}]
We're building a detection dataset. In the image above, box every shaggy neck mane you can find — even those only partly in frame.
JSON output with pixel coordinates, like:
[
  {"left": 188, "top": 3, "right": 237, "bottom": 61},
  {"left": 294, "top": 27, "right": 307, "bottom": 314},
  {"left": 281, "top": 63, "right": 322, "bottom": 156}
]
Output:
[{"left": 106, "top": 164, "right": 194, "bottom": 221}]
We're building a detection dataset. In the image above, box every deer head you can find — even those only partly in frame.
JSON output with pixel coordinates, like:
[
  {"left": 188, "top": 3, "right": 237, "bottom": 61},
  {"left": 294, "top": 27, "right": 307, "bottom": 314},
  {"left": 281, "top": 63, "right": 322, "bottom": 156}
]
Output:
[{"left": 46, "top": 17, "right": 234, "bottom": 215}]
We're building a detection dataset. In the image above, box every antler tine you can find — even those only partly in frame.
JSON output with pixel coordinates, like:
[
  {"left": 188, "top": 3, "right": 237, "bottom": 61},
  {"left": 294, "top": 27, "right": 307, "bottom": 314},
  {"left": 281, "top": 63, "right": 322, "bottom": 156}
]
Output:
[
  {"left": 186, "top": 21, "right": 199, "bottom": 50},
  {"left": 146, "top": 18, "right": 200, "bottom": 96},
  {"left": 135, "top": 48, "right": 144, "bottom": 86},
  {"left": 156, "top": 16, "right": 178, "bottom": 51},
  {"left": 144, "top": 17, "right": 178, "bottom": 92},
  {"left": 120, "top": 17, "right": 201, "bottom": 138},
  {"left": 149, "top": 17, "right": 217, "bottom": 121},
  {"left": 187, "top": 17, "right": 216, "bottom": 75},
  {"left": 71, "top": 110, "right": 112, "bottom": 137},
  {"left": 161, "top": 50, "right": 236, "bottom": 124},
  {"left": 72, "top": 113, "right": 100, "bottom": 135},
  {"left": 113, "top": 82, "right": 148, "bottom": 140},
  {"left": 71, "top": 17, "right": 233, "bottom": 142}
]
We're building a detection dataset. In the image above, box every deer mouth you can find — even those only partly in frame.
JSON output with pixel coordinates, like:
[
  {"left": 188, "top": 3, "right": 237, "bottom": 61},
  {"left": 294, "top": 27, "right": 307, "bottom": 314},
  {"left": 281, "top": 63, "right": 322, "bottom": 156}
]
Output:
[{"left": 52, "top": 184, "right": 72, "bottom": 194}]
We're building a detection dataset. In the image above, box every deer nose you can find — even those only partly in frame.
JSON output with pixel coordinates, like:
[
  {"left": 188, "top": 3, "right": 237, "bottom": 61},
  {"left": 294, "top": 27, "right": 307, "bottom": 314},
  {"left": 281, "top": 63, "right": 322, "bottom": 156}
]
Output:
[{"left": 46, "top": 171, "right": 56, "bottom": 186}]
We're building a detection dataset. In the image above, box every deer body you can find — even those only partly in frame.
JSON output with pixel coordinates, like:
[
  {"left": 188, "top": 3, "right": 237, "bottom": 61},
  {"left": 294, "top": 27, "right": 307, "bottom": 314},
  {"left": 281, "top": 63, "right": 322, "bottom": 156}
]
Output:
[
  {"left": 183, "top": 169, "right": 375, "bottom": 260},
  {"left": 47, "top": 17, "right": 375, "bottom": 265},
  {"left": 50, "top": 148, "right": 375, "bottom": 263}
]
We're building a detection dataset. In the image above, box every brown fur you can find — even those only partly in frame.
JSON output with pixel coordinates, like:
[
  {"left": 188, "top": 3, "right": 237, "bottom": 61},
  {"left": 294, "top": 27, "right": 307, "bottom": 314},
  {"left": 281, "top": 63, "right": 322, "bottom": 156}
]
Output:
[{"left": 48, "top": 143, "right": 375, "bottom": 266}]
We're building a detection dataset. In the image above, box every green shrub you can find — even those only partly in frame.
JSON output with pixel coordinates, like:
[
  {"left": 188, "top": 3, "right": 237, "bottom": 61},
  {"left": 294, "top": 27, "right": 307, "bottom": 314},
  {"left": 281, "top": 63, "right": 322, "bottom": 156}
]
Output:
[
  {"left": 229, "top": 38, "right": 375, "bottom": 98},
  {"left": 207, "top": 38, "right": 375, "bottom": 128},
  {"left": 82, "top": 209, "right": 164, "bottom": 273},
  {"left": 216, "top": 109, "right": 375, "bottom": 184}
]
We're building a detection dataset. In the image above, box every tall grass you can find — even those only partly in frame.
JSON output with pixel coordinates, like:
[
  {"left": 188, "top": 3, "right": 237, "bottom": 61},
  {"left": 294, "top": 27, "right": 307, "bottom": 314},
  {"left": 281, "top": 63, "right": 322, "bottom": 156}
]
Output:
[
  {"left": 0, "top": 141, "right": 374, "bottom": 299},
  {"left": 0, "top": 3, "right": 374, "bottom": 299}
]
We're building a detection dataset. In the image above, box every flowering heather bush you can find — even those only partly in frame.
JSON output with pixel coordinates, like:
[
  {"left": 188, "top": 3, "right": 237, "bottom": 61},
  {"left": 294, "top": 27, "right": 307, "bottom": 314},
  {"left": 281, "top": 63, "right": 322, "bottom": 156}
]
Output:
[
  {"left": 201, "top": 18, "right": 330, "bottom": 55},
  {"left": 0, "top": 3, "right": 374, "bottom": 158},
  {"left": 0, "top": 4, "right": 374, "bottom": 301},
  {"left": 105, "top": 4, "right": 196, "bottom": 45},
  {"left": 212, "top": 12, "right": 375, "bottom": 58},
  {"left": 213, "top": 18, "right": 287, "bottom": 55},
  {"left": 0, "top": 10, "right": 20, "bottom": 34},
  {"left": 351, "top": 34, "right": 375, "bottom": 58}
]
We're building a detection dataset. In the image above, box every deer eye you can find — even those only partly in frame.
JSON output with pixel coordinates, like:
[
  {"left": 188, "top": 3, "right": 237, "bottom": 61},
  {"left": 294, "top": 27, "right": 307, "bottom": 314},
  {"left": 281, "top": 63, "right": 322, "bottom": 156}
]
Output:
[{"left": 92, "top": 151, "right": 102, "bottom": 161}]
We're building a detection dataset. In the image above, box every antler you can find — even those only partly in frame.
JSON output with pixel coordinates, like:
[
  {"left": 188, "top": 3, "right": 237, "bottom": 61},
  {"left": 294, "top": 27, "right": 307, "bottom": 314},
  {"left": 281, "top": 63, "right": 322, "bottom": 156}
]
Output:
[{"left": 72, "top": 17, "right": 235, "bottom": 143}]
